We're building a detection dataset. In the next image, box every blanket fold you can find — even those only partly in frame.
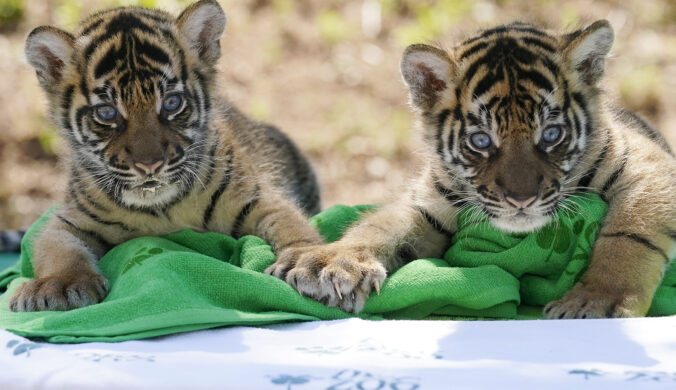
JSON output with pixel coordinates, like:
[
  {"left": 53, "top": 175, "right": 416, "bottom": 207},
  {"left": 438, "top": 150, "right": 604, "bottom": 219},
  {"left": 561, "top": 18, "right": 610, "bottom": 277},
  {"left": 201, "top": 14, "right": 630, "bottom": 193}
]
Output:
[{"left": 0, "top": 193, "right": 673, "bottom": 343}]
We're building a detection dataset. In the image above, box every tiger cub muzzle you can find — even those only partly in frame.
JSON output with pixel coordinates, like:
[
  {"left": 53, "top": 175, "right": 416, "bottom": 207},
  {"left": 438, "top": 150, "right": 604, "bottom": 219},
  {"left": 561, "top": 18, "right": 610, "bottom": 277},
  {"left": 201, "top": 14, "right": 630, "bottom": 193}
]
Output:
[
  {"left": 473, "top": 140, "right": 563, "bottom": 233},
  {"left": 104, "top": 109, "right": 189, "bottom": 200}
]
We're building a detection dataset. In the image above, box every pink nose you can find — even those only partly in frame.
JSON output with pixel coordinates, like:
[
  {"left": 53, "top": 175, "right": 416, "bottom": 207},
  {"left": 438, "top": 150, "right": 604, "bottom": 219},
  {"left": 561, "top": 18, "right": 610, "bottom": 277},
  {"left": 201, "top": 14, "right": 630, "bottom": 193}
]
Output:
[
  {"left": 133, "top": 159, "right": 164, "bottom": 175},
  {"left": 504, "top": 195, "right": 537, "bottom": 209}
]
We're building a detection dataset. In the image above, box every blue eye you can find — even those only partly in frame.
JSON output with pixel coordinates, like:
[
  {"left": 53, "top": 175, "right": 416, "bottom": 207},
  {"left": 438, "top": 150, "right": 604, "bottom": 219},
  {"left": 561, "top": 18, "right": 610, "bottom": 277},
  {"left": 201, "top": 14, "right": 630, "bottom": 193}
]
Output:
[
  {"left": 94, "top": 105, "right": 118, "bottom": 122},
  {"left": 162, "top": 94, "right": 183, "bottom": 113},
  {"left": 470, "top": 132, "right": 492, "bottom": 149},
  {"left": 542, "top": 125, "right": 563, "bottom": 144}
]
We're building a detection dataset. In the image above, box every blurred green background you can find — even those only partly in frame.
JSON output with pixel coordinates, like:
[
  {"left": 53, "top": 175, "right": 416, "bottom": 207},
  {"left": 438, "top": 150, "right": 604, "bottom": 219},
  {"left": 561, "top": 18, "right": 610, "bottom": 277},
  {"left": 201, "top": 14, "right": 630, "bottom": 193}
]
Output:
[{"left": 0, "top": 0, "right": 674, "bottom": 229}]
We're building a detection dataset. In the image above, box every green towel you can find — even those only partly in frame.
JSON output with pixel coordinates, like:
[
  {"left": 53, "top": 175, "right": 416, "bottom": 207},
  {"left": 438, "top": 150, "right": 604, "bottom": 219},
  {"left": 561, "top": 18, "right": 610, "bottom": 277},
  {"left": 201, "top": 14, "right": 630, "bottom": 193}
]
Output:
[{"left": 0, "top": 193, "right": 674, "bottom": 343}]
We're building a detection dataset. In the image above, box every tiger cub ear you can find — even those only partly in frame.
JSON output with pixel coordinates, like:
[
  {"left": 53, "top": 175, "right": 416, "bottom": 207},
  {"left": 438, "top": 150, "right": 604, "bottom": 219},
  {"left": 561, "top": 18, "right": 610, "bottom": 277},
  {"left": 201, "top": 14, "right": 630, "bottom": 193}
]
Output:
[
  {"left": 24, "top": 26, "right": 75, "bottom": 90},
  {"left": 563, "top": 20, "right": 614, "bottom": 85},
  {"left": 177, "top": 0, "right": 227, "bottom": 66},
  {"left": 400, "top": 44, "right": 454, "bottom": 111}
]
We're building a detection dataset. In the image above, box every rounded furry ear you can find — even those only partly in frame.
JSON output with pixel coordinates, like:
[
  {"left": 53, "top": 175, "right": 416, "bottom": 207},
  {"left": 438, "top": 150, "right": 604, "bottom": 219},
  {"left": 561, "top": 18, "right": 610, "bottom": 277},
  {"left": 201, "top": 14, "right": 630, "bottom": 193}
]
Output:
[
  {"left": 400, "top": 44, "right": 454, "bottom": 111},
  {"left": 24, "top": 26, "right": 74, "bottom": 89},
  {"left": 564, "top": 20, "right": 614, "bottom": 85},
  {"left": 177, "top": 0, "right": 227, "bottom": 65}
]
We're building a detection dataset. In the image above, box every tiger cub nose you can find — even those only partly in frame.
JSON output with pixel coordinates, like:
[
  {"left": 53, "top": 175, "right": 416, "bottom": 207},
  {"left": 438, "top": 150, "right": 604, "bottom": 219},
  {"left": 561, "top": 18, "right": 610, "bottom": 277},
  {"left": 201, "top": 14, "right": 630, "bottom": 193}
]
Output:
[
  {"left": 133, "top": 159, "right": 165, "bottom": 176},
  {"left": 504, "top": 193, "right": 537, "bottom": 209}
]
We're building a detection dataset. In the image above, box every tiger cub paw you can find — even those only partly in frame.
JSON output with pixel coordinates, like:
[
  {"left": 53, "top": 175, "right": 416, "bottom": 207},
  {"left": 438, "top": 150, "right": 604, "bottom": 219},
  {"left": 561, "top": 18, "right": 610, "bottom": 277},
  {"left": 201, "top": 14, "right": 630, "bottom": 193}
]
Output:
[
  {"left": 265, "top": 244, "right": 387, "bottom": 313},
  {"left": 543, "top": 282, "right": 643, "bottom": 319},
  {"left": 9, "top": 273, "right": 109, "bottom": 312}
]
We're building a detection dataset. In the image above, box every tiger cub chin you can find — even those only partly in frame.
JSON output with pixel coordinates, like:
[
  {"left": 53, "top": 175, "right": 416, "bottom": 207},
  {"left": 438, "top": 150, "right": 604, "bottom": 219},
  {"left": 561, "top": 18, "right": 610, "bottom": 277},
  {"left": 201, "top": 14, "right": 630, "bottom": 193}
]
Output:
[
  {"left": 10, "top": 0, "right": 324, "bottom": 312},
  {"left": 267, "top": 21, "right": 676, "bottom": 318}
]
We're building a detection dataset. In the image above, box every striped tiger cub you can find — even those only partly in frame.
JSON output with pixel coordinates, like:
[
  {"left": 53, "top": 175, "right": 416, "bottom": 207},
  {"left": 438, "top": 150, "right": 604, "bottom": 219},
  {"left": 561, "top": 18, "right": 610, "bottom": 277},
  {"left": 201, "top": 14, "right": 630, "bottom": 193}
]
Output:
[
  {"left": 267, "top": 21, "right": 676, "bottom": 318},
  {"left": 10, "top": 0, "right": 324, "bottom": 312}
]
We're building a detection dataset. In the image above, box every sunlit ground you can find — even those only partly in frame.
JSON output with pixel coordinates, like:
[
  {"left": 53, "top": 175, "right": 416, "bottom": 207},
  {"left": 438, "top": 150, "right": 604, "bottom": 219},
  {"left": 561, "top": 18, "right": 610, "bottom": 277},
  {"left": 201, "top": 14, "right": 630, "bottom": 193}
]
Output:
[{"left": 0, "top": 0, "right": 674, "bottom": 229}]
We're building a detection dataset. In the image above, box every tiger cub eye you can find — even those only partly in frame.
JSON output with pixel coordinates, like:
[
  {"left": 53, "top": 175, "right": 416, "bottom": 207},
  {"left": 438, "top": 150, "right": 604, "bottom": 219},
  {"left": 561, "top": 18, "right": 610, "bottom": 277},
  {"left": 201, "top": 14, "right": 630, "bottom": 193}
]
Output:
[
  {"left": 162, "top": 94, "right": 183, "bottom": 113},
  {"left": 94, "top": 105, "right": 118, "bottom": 122},
  {"left": 542, "top": 125, "right": 563, "bottom": 144},
  {"left": 470, "top": 132, "right": 492, "bottom": 149}
]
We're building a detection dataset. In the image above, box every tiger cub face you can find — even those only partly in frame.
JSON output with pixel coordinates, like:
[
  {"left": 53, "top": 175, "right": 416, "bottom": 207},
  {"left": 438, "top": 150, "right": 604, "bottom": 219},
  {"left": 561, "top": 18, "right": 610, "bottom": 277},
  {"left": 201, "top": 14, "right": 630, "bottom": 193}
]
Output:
[
  {"left": 401, "top": 21, "right": 614, "bottom": 233},
  {"left": 24, "top": 1, "right": 226, "bottom": 208}
]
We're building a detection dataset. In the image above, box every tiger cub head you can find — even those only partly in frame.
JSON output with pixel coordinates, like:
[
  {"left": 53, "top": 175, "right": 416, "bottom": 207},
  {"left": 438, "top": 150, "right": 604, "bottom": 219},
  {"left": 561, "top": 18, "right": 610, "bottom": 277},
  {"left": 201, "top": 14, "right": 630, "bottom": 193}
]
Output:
[
  {"left": 24, "top": 0, "right": 226, "bottom": 208},
  {"left": 401, "top": 21, "right": 614, "bottom": 233}
]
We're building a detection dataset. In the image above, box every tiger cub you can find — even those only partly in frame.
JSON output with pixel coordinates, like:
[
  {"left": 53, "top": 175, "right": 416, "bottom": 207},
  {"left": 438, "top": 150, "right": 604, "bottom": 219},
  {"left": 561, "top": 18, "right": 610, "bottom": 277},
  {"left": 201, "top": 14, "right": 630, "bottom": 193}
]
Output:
[
  {"left": 10, "top": 0, "right": 324, "bottom": 312},
  {"left": 267, "top": 21, "right": 676, "bottom": 318}
]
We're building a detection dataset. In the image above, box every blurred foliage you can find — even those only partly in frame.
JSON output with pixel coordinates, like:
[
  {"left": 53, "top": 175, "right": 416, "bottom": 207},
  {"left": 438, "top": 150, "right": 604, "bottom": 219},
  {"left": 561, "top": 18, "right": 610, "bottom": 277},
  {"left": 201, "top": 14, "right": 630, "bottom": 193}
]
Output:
[
  {"left": 54, "top": 0, "right": 190, "bottom": 29},
  {"left": 0, "top": 0, "right": 23, "bottom": 29},
  {"left": 391, "top": 0, "right": 473, "bottom": 45},
  {"left": 619, "top": 65, "right": 664, "bottom": 115},
  {"left": 316, "top": 9, "right": 357, "bottom": 44}
]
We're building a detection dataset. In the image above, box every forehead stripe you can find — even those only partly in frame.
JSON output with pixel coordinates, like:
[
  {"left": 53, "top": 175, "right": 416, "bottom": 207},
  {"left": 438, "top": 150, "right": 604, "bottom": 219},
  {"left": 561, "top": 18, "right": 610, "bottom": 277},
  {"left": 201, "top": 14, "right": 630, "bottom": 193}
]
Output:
[
  {"left": 464, "top": 24, "right": 550, "bottom": 45},
  {"left": 520, "top": 37, "right": 556, "bottom": 53},
  {"left": 85, "top": 13, "right": 154, "bottom": 59},
  {"left": 459, "top": 41, "right": 489, "bottom": 60},
  {"left": 81, "top": 19, "right": 103, "bottom": 36},
  {"left": 517, "top": 69, "right": 553, "bottom": 92}
]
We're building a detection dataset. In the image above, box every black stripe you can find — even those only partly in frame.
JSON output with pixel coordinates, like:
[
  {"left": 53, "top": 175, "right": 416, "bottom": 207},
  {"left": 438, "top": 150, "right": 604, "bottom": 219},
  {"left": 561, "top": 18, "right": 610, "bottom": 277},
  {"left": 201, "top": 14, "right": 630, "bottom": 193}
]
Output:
[
  {"left": 518, "top": 69, "right": 553, "bottom": 92},
  {"left": 577, "top": 145, "right": 608, "bottom": 188},
  {"left": 60, "top": 85, "right": 74, "bottom": 131},
  {"left": 201, "top": 142, "right": 220, "bottom": 188},
  {"left": 601, "top": 157, "right": 627, "bottom": 199},
  {"left": 136, "top": 39, "right": 170, "bottom": 66},
  {"left": 571, "top": 92, "right": 590, "bottom": 136},
  {"left": 459, "top": 41, "right": 489, "bottom": 59},
  {"left": 74, "top": 106, "right": 91, "bottom": 144},
  {"left": 74, "top": 184, "right": 108, "bottom": 212},
  {"left": 81, "top": 19, "right": 103, "bottom": 36},
  {"left": 434, "top": 180, "right": 468, "bottom": 207},
  {"left": 539, "top": 57, "right": 559, "bottom": 78},
  {"left": 435, "top": 108, "right": 452, "bottom": 161},
  {"left": 612, "top": 107, "right": 672, "bottom": 155},
  {"left": 464, "top": 25, "right": 549, "bottom": 45},
  {"left": 70, "top": 188, "right": 132, "bottom": 231},
  {"left": 472, "top": 70, "right": 501, "bottom": 98},
  {"left": 569, "top": 108, "right": 582, "bottom": 144},
  {"left": 232, "top": 198, "right": 260, "bottom": 239},
  {"left": 521, "top": 37, "right": 555, "bottom": 52},
  {"left": 84, "top": 13, "right": 155, "bottom": 60},
  {"left": 449, "top": 105, "right": 465, "bottom": 164},
  {"left": 600, "top": 232, "right": 669, "bottom": 262},
  {"left": 201, "top": 152, "right": 234, "bottom": 228},
  {"left": 56, "top": 215, "right": 112, "bottom": 249},
  {"left": 666, "top": 229, "right": 676, "bottom": 241},
  {"left": 94, "top": 45, "right": 120, "bottom": 79},
  {"left": 417, "top": 207, "right": 453, "bottom": 237}
]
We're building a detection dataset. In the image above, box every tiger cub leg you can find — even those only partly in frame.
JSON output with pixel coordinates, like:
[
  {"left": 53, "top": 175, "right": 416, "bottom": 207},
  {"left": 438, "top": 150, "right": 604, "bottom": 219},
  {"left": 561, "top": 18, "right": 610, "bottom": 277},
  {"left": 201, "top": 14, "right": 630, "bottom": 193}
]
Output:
[
  {"left": 545, "top": 180, "right": 676, "bottom": 318},
  {"left": 231, "top": 193, "right": 325, "bottom": 256},
  {"left": 9, "top": 216, "right": 109, "bottom": 312},
  {"left": 266, "top": 197, "right": 453, "bottom": 313}
]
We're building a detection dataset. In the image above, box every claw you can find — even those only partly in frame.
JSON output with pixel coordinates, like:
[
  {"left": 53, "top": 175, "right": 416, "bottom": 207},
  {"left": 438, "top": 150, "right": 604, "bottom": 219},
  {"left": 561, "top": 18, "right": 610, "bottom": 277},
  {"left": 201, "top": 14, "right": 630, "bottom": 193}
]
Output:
[
  {"left": 373, "top": 280, "right": 381, "bottom": 296},
  {"left": 333, "top": 281, "right": 343, "bottom": 300}
]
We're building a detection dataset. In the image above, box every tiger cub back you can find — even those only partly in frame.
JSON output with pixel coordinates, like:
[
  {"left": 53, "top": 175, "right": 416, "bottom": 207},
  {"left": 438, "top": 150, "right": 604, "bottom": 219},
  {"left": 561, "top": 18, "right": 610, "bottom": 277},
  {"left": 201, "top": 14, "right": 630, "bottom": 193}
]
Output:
[{"left": 9, "top": 0, "right": 324, "bottom": 312}]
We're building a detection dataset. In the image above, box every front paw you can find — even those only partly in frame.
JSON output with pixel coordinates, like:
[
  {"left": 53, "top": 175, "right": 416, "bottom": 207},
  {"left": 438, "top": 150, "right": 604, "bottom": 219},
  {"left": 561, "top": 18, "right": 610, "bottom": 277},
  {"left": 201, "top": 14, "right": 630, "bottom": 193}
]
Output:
[
  {"left": 543, "top": 282, "right": 642, "bottom": 319},
  {"left": 265, "top": 245, "right": 387, "bottom": 313},
  {"left": 9, "top": 273, "right": 109, "bottom": 312}
]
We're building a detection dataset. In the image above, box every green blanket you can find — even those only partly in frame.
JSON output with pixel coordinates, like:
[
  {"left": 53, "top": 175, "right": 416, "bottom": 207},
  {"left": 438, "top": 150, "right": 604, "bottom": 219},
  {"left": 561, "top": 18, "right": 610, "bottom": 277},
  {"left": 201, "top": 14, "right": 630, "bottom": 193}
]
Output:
[{"left": 0, "top": 193, "right": 674, "bottom": 343}]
